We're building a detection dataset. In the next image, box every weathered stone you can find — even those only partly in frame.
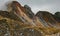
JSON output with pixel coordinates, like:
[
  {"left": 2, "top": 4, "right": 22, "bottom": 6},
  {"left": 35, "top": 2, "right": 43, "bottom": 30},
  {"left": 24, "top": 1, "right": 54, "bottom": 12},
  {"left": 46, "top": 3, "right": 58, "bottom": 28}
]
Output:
[{"left": 24, "top": 5, "right": 34, "bottom": 19}]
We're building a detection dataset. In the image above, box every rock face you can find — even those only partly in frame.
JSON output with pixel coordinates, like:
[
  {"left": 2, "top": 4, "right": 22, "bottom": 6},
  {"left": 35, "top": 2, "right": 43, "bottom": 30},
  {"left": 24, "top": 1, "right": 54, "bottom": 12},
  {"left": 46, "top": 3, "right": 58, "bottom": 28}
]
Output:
[
  {"left": 0, "top": 1, "right": 60, "bottom": 36},
  {"left": 36, "top": 11, "right": 60, "bottom": 28},
  {"left": 24, "top": 5, "right": 34, "bottom": 19},
  {"left": 0, "top": 11, "right": 43, "bottom": 36},
  {"left": 7, "top": 1, "right": 35, "bottom": 26},
  {"left": 54, "top": 12, "right": 60, "bottom": 22},
  {"left": 0, "top": 11, "right": 22, "bottom": 22},
  {"left": 55, "top": 12, "right": 60, "bottom": 18},
  {"left": 35, "top": 11, "right": 60, "bottom": 35}
]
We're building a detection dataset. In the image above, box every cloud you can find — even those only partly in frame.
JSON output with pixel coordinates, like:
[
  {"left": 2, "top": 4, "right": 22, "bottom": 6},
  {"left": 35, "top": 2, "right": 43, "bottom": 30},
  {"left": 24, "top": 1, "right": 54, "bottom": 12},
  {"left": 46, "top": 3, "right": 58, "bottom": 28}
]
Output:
[
  {"left": 0, "top": 0, "right": 60, "bottom": 14},
  {"left": 18, "top": 0, "right": 60, "bottom": 14}
]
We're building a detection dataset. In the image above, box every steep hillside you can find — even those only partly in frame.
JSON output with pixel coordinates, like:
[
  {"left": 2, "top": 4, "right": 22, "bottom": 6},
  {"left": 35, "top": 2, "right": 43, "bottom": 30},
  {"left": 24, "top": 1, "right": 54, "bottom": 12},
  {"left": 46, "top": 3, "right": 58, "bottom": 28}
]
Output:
[
  {"left": 7, "top": 1, "right": 36, "bottom": 26},
  {"left": 0, "top": 1, "right": 60, "bottom": 36},
  {"left": 24, "top": 5, "right": 34, "bottom": 19},
  {"left": 36, "top": 11, "right": 60, "bottom": 28}
]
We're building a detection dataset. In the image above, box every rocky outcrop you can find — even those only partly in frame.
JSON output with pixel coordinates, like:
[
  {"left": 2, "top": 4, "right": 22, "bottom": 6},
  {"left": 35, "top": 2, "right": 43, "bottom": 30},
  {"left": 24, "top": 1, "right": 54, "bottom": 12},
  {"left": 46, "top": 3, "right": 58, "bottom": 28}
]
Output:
[
  {"left": 0, "top": 1, "right": 60, "bottom": 36},
  {"left": 55, "top": 12, "right": 60, "bottom": 18},
  {"left": 0, "top": 11, "right": 23, "bottom": 22},
  {"left": 36, "top": 11, "right": 60, "bottom": 28},
  {"left": 24, "top": 5, "right": 34, "bottom": 19},
  {"left": 7, "top": 1, "right": 36, "bottom": 26},
  {"left": 54, "top": 12, "right": 60, "bottom": 22}
]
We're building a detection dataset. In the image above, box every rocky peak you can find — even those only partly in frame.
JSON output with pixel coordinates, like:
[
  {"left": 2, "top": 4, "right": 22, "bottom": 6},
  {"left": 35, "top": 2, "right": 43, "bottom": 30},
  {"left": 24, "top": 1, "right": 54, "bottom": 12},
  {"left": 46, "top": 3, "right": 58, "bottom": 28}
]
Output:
[
  {"left": 0, "top": 1, "right": 60, "bottom": 36},
  {"left": 55, "top": 12, "right": 60, "bottom": 18},
  {"left": 7, "top": 1, "right": 36, "bottom": 25},
  {"left": 54, "top": 12, "right": 60, "bottom": 22},
  {"left": 24, "top": 5, "right": 34, "bottom": 19},
  {"left": 36, "top": 11, "right": 60, "bottom": 28}
]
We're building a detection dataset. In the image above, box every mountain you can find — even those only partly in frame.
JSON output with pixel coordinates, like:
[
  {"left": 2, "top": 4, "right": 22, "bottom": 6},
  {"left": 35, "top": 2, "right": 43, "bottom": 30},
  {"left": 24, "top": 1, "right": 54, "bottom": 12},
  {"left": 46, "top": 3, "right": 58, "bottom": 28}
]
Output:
[
  {"left": 7, "top": 1, "right": 36, "bottom": 26},
  {"left": 0, "top": 11, "right": 44, "bottom": 36},
  {"left": 0, "top": 1, "right": 60, "bottom": 36},
  {"left": 36, "top": 11, "right": 60, "bottom": 28}
]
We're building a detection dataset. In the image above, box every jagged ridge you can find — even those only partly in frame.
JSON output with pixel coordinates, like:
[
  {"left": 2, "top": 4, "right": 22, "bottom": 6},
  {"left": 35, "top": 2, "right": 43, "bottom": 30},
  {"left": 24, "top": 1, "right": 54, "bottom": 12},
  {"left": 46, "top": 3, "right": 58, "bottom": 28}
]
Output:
[{"left": 0, "top": 1, "right": 60, "bottom": 36}]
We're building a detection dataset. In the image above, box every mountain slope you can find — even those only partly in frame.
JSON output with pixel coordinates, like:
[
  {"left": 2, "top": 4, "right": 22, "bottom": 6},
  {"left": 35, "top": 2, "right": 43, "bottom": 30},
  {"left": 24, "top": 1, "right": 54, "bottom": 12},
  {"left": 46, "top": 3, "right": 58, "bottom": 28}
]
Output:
[
  {"left": 36, "top": 11, "right": 60, "bottom": 28},
  {"left": 0, "top": 11, "right": 44, "bottom": 36},
  {"left": 0, "top": 1, "right": 60, "bottom": 36},
  {"left": 7, "top": 1, "right": 36, "bottom": 26},
  {"left": 24, "top": 5, "right": 34, "bottom": 19}
]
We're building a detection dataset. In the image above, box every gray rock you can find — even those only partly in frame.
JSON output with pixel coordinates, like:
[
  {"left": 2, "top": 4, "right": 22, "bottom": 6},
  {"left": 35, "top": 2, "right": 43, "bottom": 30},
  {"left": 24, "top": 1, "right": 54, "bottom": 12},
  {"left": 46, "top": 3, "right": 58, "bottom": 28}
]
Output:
[
  {"left": 24, "top": 5, "right": 34, "bottom": 19},
  {"left": 36, "top": 11, "right": 59, "bottom": 28},
  {"left": 55, "top": 12, "right": 60, "bottom": 18}
]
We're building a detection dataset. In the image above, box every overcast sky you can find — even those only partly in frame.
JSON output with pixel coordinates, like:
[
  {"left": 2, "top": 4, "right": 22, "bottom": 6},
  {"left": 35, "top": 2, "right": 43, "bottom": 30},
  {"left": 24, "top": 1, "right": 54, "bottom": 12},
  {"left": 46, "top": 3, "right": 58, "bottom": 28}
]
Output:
[{"left": 0, "top": 0, "right": 60, "bottom": 14}]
